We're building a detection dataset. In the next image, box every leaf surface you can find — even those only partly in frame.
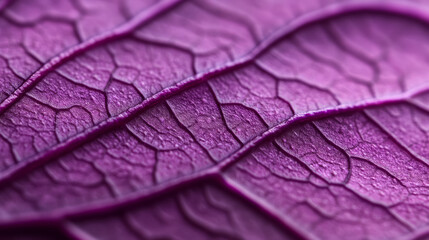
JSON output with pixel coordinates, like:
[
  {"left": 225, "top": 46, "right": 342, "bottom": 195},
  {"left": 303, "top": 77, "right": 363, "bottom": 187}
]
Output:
[{"left": 1, "top": 1, "right": 429, "bottom": 240}]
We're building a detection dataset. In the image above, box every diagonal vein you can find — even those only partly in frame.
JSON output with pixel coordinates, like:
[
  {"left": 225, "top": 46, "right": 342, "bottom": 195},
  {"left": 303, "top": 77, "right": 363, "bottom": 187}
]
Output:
[
  {"left": 0, "top": 0, "right": 186, "bottom": 114},
  {"left": 0, "top": 86, "right": 427, "bottom": 229},
  {"left": 217, "top": 175, "right": 315, "bottom": 240}
]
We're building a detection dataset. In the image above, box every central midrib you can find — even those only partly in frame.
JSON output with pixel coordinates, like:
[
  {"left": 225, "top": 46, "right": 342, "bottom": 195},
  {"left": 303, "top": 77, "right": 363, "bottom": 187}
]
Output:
[{"left": 0, "top": 86, "right": 426, "bottom": 229}]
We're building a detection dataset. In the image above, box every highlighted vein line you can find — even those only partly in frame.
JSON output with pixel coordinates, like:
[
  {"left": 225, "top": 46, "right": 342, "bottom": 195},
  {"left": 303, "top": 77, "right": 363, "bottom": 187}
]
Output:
[
  {"left": 0, "top": 0, "right": 428, "bottom": 194},
  {"left": 0, "top": 87, "right": 426, "bottom": 229},
  {"left": 218, "top": 176, "right": 317, "bottom": 240},
  {"left": 0, "top": 0, "right": 185, "bottom": 114}
]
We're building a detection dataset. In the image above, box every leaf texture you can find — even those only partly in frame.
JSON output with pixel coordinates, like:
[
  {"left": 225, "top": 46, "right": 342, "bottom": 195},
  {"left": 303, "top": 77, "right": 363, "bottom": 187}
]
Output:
[{"left": 1, "top": 0, "right": 429, "bottom": 240}]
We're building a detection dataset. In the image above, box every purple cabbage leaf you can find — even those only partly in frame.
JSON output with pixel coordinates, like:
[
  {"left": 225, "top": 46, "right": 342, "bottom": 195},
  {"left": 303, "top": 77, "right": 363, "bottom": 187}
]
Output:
[{"left": 1, "top": 0, "right": 429, "bottom": 240}]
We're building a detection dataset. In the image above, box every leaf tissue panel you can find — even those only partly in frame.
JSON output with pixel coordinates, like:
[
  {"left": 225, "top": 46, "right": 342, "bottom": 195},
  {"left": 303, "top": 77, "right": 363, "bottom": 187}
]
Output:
[{"left": 1, "top": 0, "right": 429, "bottom": 239}]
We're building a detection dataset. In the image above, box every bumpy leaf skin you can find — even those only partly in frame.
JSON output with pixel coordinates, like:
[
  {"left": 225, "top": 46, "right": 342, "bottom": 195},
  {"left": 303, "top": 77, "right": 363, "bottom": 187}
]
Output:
[{"left": 2, "top": 1, "right": 429, "bottom": 240}]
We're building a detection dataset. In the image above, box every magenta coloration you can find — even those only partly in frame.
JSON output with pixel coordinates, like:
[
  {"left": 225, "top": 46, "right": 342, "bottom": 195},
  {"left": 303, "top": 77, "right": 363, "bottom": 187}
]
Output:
[{"left": 1, "top": 0, "right": 429, "bottom": 239}]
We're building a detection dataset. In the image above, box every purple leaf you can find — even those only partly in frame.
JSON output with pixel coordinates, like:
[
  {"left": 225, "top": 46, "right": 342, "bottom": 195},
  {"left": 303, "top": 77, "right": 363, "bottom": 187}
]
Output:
[{"left": 1, "top": 1, "right": 429, "bottom": 240}]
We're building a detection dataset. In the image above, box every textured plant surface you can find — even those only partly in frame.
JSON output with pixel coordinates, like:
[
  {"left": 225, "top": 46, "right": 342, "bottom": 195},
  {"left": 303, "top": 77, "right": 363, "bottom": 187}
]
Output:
[{"left": 3, "top": 0, "right": 429, "bottom": 239}]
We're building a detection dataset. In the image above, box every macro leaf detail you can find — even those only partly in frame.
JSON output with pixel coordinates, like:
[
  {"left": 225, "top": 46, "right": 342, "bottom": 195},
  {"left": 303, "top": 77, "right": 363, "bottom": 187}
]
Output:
[{"left": 1, "top": 1, "right": 429, "bottom": 240}]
